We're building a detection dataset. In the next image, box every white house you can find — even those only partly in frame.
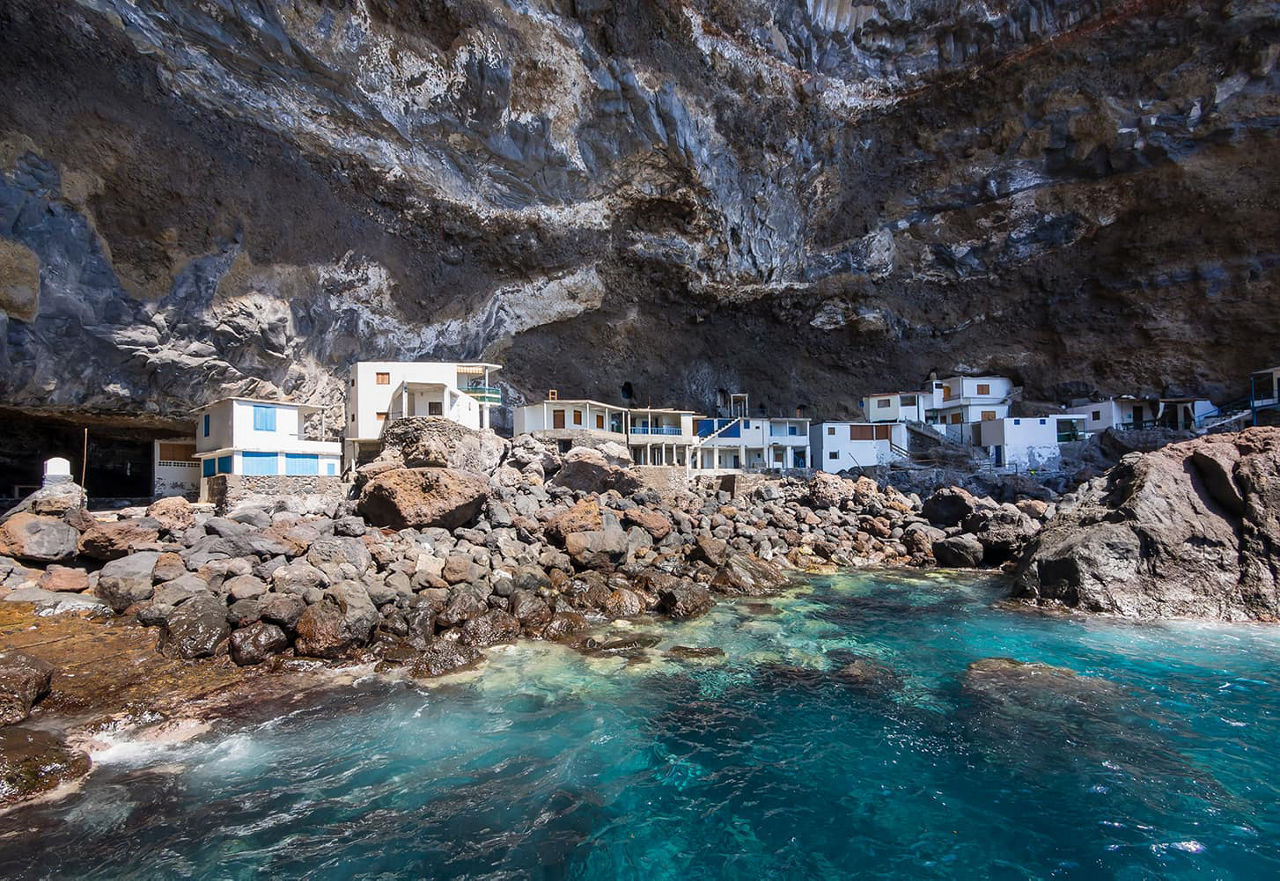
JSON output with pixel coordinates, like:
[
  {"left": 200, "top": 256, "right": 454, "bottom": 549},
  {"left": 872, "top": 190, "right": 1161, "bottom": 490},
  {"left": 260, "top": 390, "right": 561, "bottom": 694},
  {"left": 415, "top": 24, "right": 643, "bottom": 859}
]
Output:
[
  {"left": 344, "top": 361, "right": 501, "bottom": 467},
  {"left": 976, "top": 415, "right": 1085, "bottom": 471},
  {"left": 153, "top": 438, "right": 200, "bottom": 500},
  {"left": 810, "top": 422, "right": 909, "bottom": 472},
  {"left": 195, "top": 398, "right": 341, "bottom": 500},
  {"left": 692, "top": 416, "right": 811, "bottom": 472},
  {"left": 860, "top": 391, "right": 927, "bottom": 424},
  {"left": 1066, "top": 396, "right": 1214, "bottom": 432},
  {"left": 923, "top": 376, "right": 1015, "bottom": 432},
  {"left": 513, "top": 397, "right": 629, "bottom": 448},
  {"left": 626, "top": 407, "right": 701, "bottom": 466}
]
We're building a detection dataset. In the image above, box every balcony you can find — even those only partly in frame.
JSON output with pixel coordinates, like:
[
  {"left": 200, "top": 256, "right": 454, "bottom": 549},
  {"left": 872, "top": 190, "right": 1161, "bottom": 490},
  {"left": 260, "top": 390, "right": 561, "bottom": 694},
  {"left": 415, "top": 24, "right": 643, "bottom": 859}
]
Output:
[
  {"left": 462, "top": 385, "right": 502, "bottom": 404},
  {"left": 631, "top": 425, "right": 683, "bottom": 436}
]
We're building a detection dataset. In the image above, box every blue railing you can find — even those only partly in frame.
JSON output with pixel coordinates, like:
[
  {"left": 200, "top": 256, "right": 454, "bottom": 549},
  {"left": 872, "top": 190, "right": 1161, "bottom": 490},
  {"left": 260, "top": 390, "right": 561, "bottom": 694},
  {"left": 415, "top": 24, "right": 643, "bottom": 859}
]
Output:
[{"left": 632, "top": 425, "right": 682, "bottom": 436}]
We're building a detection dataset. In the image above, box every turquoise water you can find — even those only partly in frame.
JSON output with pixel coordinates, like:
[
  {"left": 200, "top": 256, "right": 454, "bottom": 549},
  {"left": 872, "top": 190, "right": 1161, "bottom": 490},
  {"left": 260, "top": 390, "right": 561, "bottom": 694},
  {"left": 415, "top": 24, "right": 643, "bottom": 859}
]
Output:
[{"left": 3, "top": 571, "right": 1279, "bottom": 879}]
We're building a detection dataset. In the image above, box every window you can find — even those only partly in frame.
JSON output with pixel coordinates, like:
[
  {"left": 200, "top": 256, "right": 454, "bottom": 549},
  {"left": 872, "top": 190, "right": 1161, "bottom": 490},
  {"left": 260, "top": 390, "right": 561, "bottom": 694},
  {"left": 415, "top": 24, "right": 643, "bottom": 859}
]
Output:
[
  {"left": 158, "top": 443, "right": 195, "bottom": 463},
  {"left": 552, "top": 409, "right": 566, "bottom": 429},
  {"left": 202, "top": 458, "right": 215, "bottom": 477},
  {"left": 217, "top": 455, "right": 233, "bottom": 475},
  {"left": 375, "top": 372, "right": 390, "bottom": 385},
  {"left": 203, "top": 414, "right": 210, "bottom": 437},
  {"left": 877, "top": 398, "right": 891, "bottom": 409},
  {"left": 376, "top": 411, "right": 388, "bottom": 422},
  {"left": 1092, "top": 410, "right": 1101, "bottom": 421},
  {"left": 829, "top": 451, "right": 839, "bottom": 460},
  {"left": 949, "top": 413, "right": 963, "bottom": 425},
  {"left": 350, "top": 414, "right": 355, "bottom": 423},
  {"left": 1014, "top": 418, "right": 1022, "bottom": 425},
  {"left": 252, "top": 405, "right": 277, "bottom": 432},
  {"left": 285, "top": 453, "right": 319, "bottom": 476},
  {"left": 1039, "top": 418, "right": 1047, "bottom": 425},
  {"left": 326, "top": 462, "right": 337, "bottom": 475},
  {"left": 573, "top": 410, "right": 583, "bottom": 426},
  {"left": 977, "top": 383, "right": 991, "bottom": 395},
  {"left": 827, "top": 426, "right": 835, "bottom": 436},
  {"left": 742, "top": 420, "right": 750, "bottom": 429},
  {"left": 900, "top": 395, "right": 916, "bottom": 406},
  {"left": 428, "top": 402, "right": 443, "bottom": 416},
  {"left": 595, "top": 413, "right": 604, "bottom": 430},
  {"left": 851, "top": 425, "right": 875, "bottom": 440},
  {"left": 243, "top": 451, "right": 279, "bottom": 476},
  {"left": 981, "top": 410, "right": 997, "bottom": 421}
]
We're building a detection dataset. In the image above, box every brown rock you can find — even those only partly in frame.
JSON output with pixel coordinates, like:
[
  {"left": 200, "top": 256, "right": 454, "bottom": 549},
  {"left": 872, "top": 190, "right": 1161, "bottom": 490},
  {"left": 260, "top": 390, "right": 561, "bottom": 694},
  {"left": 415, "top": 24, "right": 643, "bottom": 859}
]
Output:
[
  {"left": 152, "top": 552, "right": 188, "bottom": 583},
  {"left": 711, "top": 551, "right": 790, "bottom": 596},
  {"left": 0, "top": 650, "right": 54, "bottom": 725},
  {"left": 78, "top": 520, "right": 161, "bottom": 561},
  {"left": 603, "top": 588, "right": 643, "bottom": 617},
  {"left": 0, "top": 513, "right": 79, "bottom": 564},
  {"left": 38, "top": 565, "right": 90, "bottom": 593},
  {"left": 546, "top": 498, "right": 603, "bottom": 544},
  {"left": 356, "top": 467, "right": 489, "bottom": 530},
  {"left": 146, "top": 497, "right": 196, "bottom": 533},
  {"left": 623, "top": 507, "right": 672, "bottom": 540},
  {"left": 229, "top": 622, "right": 289, "bottom": 666},
  {"left": 294, "top": 604, "right": 351, "bottom": 659}
]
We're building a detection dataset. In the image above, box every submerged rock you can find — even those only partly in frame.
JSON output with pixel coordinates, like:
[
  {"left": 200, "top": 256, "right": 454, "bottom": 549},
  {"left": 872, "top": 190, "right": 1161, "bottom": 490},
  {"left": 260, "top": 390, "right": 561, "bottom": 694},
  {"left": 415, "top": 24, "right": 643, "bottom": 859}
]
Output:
[{"left": 0, "top": 727, "right": 90, "bottom": 807}]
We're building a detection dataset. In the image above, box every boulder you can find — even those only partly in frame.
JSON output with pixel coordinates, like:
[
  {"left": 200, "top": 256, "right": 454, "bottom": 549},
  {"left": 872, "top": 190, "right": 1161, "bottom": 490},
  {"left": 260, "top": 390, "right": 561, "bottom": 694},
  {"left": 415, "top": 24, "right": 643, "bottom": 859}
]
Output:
[
  {"left": 657, "top": 582, "right": 714, "bottom": 619},
  {"left": 224, "top": 574, "right": 269, "bottom": 601},
  {"left": 333, "top": 516, "right": 367, "bottom": 537},
  {"left": 380, "top": 417, "right": 509, "bottom": 475},
  {"left": 932, "top": 533, "right": 985, "bottom": 568},
  {"left": 458, "top": 609, "right": 521, "bottom": 647},
  {"left": 603, "top": 588, "right": 643, "bottom": 618},
  {"left": 546, "top": 498, "right": 603, "bottom": 544},
  {"left": 306, "top": 537, "right": 373, "bottom": 579},
  {"left": 0, "top": 650, "right": 54, "bottom": 725},
  {"left": 38, "top": 565, "right": 89, "bottom": 594},
  {"left": 158, "top": 592, "right": 231, "bottom": 659},
  {"left": 260, "top": 592, "right": 308, "bottom": 631},
  {"left": 294, "top": 603, "right": 351, "bottom": 659},
  {"left": 549, "top": 447, "right": 640, "bottom": 494},
  {"left": 692, "top": 534, "right": 729, "bottom": 567},
  {"left": 1013, "top": 428, "right": 1280, "bottom": 620},
  {"left": 509, "top": 590, "right": 552, "bottom": 629},
  {"left": 408, "top": 640, "right": 483, "bottom": 678},
  {"left": 711, "top": 551, "right": 789, "bottom": 596},
  {"left": 564, "top": 519, "right": 629, "bottom": 570},
  {"left": 543, "top": 611, "right": 588, "bottom": 640},
  {"left": 921, "top": 487, "right": 978, "bottom": 528},
  {"left": 0, "top": 514, "right": 79, "bottom": 564},
  {"left": 77, "top": 519, "right": 162, "bottom": 561},
  {"left": 272, "top": 560, "right": 330, "bottom": 595},
  {"left": 326, "top": 581, "right": 379, "bottom": 644},
  {"left": 357, "top": 467, "right": 489, "bottom": 530},
  {"left": 2, "top": 481, "right": 85, "bottom": 519},
  {"left": 807, "top": 472, "right": 856, "bottom": 509},
  {"left": 146, "top": 496, "right": 196, "bottom": 533},
  {"left": 96, "top": 551, "right": 161, "bottom": 612},
  {"left": 436, "top": 592, "right": 489, "bottom": 627},
  {"left": 623, "top": 507, "right": 672, "bottom": 540},
  {"left": 229, "top": 622, "right": 290, "bottom": 666}
]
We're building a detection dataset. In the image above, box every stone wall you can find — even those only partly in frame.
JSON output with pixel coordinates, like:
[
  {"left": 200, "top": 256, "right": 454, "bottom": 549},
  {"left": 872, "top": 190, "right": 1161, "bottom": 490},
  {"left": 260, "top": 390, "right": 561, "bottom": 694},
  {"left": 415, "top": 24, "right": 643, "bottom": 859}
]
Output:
[
  {"left": 631, "top": 466, "right": 690, "bottom": 498},
  {"left": 204, "top": 475, "right": 350, "bottom": 515}
]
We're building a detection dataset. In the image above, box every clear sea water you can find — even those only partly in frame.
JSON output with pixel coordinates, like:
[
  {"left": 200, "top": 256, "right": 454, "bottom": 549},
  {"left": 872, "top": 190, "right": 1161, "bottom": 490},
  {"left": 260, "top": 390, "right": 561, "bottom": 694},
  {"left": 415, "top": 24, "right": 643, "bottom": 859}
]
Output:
[{"left": 2, "top": 570, "right": 1278, "bottom": 880}]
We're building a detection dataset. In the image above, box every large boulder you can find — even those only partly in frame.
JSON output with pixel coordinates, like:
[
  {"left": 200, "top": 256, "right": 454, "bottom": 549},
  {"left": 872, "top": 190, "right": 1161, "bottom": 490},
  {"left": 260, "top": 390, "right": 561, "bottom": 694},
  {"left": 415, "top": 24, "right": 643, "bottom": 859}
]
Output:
[
  {"left": 711, "top": 551, "right": 790, "bottom": 596},
  {"left": 545, "top": 498, "right": 603, "bottom": 544},
  {"left": 229, "top": 622, "right": 290, "bottom": 666},
  {"left": 380, "top": 417, "right": 509, "bottom": 475},
  {"left": 921, "top": 487, "right": 978, "bottom": 527},
  {"left": 77, "top": 519, "right": 162, "bottom": 561},
  {"left": 0, "top": 650, "right": 54, "bottom": 725},
  {"left": 146, "top": 497, "right": 196, "bottom": 533},
  {"left": 1013, "top": 428, "right": 1280, "bottom": 620},
  {"left": 294, "top": 582, "right": 378, "bottom": 657},
  {"left": 458, "top": 609, "right": 521, "bottom": 647},
  {"left": 357, "top": 467, "right": 489, "bottom": 530},
  {"left": 932, "top": 533, "right": 985, "bottom": 568},
  {"left": 806, "top": 472, "right": 856, "bottom": 509},
  {"left": 96, "top": 551, "right": 162, "bottom": 612},
  {"left": 0, "top": 514, "right": 79, "bottom": 564},
  {"left": 657, "top": 582, "right": 714, "bottom": 619},
  {"left": 563, "top": 513, "right": 629, "bottom": 570},
  {"left": 2, "top": 481, "right": 85, "bottom": 520},
  {"left": 549, "top": 447, "right": 640, "bottom": 494},
  {"left": 408, "top": 639, "right": 483, "bottom": 678},
  {"left": 158, "top": 592, "right": 231, "bottom": 659}
]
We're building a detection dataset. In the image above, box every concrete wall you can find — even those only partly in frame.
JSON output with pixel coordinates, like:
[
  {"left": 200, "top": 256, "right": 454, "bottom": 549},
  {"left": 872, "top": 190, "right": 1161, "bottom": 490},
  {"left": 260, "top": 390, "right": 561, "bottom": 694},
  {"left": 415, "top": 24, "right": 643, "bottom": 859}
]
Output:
[
  {"left": 977, "top": 417, "right": 1065, "bottom": 470},
  {"left": 153, "top": 439, "right": 199, "bottom": 499},
  {"left": 203, "top": 474, "right": 349, "bottom": 515},
  {"left": 811, "top": 422, "right": 907, "bottom": 471}
]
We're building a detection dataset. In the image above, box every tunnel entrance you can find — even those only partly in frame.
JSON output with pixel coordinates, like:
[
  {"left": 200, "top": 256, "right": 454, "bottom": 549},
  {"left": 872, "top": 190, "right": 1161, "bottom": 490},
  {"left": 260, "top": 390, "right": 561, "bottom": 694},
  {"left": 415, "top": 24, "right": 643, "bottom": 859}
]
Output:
[{"left": 0, "top": 408, "right": 195, "bottom": 507}]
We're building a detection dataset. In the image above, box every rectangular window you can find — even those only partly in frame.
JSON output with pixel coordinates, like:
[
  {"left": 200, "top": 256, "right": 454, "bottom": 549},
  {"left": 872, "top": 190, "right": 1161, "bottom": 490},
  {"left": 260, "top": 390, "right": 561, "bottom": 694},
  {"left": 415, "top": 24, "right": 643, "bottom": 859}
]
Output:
[
  {"left": 375, "top": 372, "right": 390, "bottom": 385},
  {"left": 977, "top": 383, "right": 991, "bottom": 395},
  {"left": 1039, "top": 419, "right": 1047, "bottom": 425},
  {"left": 875, "top": 425, "right": 891, "bottom": 440},
  {"left": 827, "top": 426, "right": 835, "bottom": 436},
  {"left": 159, "top": 443, "right": 195, "bottom": 462},
  {"left": 552, "top": 409, "right": 565, "bottom": 429},
  {"left": 829, "top": 451, "right": 839, "bottom": 460},
  {"left": 851, "top": 425, "right": 875, "bottom": 440},
  {"left": 326, "top": 462, "right": 337, "bottom": 476},
  {"left": 981, "top": 410, "right": 997, "bottom": 421},
  {"left": 217, "top": 455, "right": 233, "bottom": 475},
  {"left": 428, "top": 402, "right": 443, "bottom": 416},
  {"left": 876, "top": 398, "right": 891, "bottom": 409},
  {"left": 203, "top": 414, "right": 210, "bottom": 437},
  {"left": 202, "top": 458, "right": 215, "bottom": 477},
  {"left": 742, "top": 421, "right": 750, "bottom": 429},
  {"left": 285, "top": 453, "right": 319, "bottom": 476},
  {"left": 1014, "top": 418, "right": 1022, "bottom": 425},
  {"left": 376, "top": 411, "right": 387, "bottom": 422},
  {"left": 243, "top": 451, "right": 279, "bottom": 476},
  {"left": 573, "top": 410, "right": 583, "bottom": 426},
  {"left": 943, "top": 386, "right": 955, "bottom": 402},
  {"left": 595, "top": 413, "right": 604, "bottom": 430},
  {"left": 1092, "top": 410, "right": 1101, "bottom": 421},
  {"left": 949, "top": 413, "right": 963, "bottom": 425},
  {"left": 252, "top": 405, "right": 277, "bottom": 432},
  {"left": 900, "top": 395, "right": 916, "bottom": 406}
]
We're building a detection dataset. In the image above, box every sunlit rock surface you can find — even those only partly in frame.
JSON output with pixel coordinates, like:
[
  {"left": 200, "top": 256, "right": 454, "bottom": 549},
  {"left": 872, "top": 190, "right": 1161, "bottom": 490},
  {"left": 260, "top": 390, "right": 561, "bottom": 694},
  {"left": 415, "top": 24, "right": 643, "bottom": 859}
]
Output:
[{"left": 2, "top": 0, "right": 1279, "bottom": 425}]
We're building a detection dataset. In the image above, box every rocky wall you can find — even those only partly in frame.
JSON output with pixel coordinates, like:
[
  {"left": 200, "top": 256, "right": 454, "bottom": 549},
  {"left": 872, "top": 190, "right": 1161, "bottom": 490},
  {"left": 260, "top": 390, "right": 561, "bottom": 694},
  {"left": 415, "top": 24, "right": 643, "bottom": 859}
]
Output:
[{"left": 204, "top": 475, "right": 349, "bottom": 516}]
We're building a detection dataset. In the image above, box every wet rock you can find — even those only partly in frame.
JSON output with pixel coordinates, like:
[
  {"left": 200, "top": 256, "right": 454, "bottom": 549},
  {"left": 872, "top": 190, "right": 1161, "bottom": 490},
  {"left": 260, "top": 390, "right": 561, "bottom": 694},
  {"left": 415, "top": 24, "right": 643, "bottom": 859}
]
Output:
[
  {"left": 0, "top": 513, "right": 79, "bottom": 564},
  {"left": 409, "top": 639, "right": 484, "bottom": 678},
  {"left": 832, "top": 656, "right": 903, "bottom": 693},
  {"left": 0, "top": 650, "right": 54, "bottom": 725},
  {"left": 666, "top": 645, "right": 726, "bottom": 660},
  {"left": 294, "top": 603, "right": 351, "bottom": 659},
  {"left": 458, "top": 609, "right": 521, "bottom": 647},
  {"left": 357, "top": 467, "right": 489, "bottom": 530},
  {"left": 259, "top": 592, "right": 307, "bottom": 631},
  {"left": 158, "top": 592, "right": 231, "bottom": 659},
  {"left": 711, "top": 551, "right": 789, "bottom": 596},
  {"left": 0, "top": 727, "right": 90, "bottom": 807},
  {"left": 603, "top": 588, "right": 643, "bottom": 618},
  {"left": 932, "top": 533, "right": 985, "bottom": 568},
  {"left": 229, "top": 622, "right": 289, "bottom": 666},
  {"left": 96, "top": 551, "right": 161, "bottom": 612},
  {"left": 657, "top": 582, "right": 713, "bottom": 619},
  {"left": 580, "top": 633, "right": 661, "bottom": 659},
  {"left": 77, "top": 519, "right": 161, "bottom": 561},
  {"left": 542, "top": 610, "right": 588, "bottom": 640},
  {"left": 37, "top": 565, "right": 89, "bottom": 593},
  {"left": 226, "top": 597, "right": 263, "bottom": 628},
  {"left": 436, "top": 591, "right": 489, "bottom": 627},
  {"left": 509, "top": 589, "right": 552, "bottom": 629}
]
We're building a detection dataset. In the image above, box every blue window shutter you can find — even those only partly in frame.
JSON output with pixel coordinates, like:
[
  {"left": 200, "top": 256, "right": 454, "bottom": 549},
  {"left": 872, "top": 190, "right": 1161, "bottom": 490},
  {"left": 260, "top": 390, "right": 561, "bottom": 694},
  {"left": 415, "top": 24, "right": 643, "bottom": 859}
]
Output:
[
  {"left": 217, "top": 455, "right": 233, "bottom": 474},
  {"left": 253, "top": 405, "right": 276, "bottom": 431},
  {"left": 203, "top": 414, "right": 210, "bottom": 437},
  {"left": 202, "top": 458, "right": 215, "bottom": 477},
  {"left": 243, "top": 452, "right": 279, "bottom": 475},
  {"left": 285, "top": 454, "right": 318, "bottom": 476},
  {"left": 326, "top": 461, "right": 336, "bottom": 475}
]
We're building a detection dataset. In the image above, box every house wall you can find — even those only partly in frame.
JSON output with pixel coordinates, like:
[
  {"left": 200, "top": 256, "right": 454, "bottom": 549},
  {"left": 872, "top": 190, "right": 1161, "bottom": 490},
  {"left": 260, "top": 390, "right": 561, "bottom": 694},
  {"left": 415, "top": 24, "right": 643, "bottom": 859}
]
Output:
[
  {"left": 1067, "top": 400, "right": 1122, "bottom": 432},
  {"left": 153, "top": 439, "right": 199, "bottom": 499},
  {"left": 862, "top": 394, "right": 925, "bottom": 423},
  {"left": 228, "top": 400, "right": 306, "bottom": 450},
  {"left": 811, "top": 422, "right": 906, "bottom": 472},
  {"left": 348, "top": 362, "right": 490, "bottom": 441},
  {"left": 977, "top": 417, "right": 1067, "bottom": 470},
  {"left": 195, "top": 399, "right": 235, "bottom": 453}
]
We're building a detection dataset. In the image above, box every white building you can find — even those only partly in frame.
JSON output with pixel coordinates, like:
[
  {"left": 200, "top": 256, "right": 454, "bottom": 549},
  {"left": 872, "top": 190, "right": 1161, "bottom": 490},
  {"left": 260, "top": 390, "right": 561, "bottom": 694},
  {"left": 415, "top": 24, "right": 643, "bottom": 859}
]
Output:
[
  {"left": 513, "top": 397, "right": 629, "bottom": 448},
  {"left": 1066, "top": 396, "right": 1214, "bottom": 432},
  {"left": 344, "top": 361, "right": 501, "bottom": 467},
  {"left": 153, "top": 438, "right": 199, "bottom": 500},
  {"left": 923, "top": 376, "right": 1015, "bottom": 431},
  {"left": 692, "top": 415, "right": 811, "bottom": 472},
  {"left": 810, "top": 422, "right": 909, "bottom": 472},
  {"left": 976, "top": 415, "right": 1085, "bottom": 471},
  {"left": 195, "top": 398, "right": 341, "bottom": 500},
  {"left": 860, "top": 391, "right": 927, "bottom": 424},
  {"left": 626, "top": 407, "right": 700, "bottom": 466}
]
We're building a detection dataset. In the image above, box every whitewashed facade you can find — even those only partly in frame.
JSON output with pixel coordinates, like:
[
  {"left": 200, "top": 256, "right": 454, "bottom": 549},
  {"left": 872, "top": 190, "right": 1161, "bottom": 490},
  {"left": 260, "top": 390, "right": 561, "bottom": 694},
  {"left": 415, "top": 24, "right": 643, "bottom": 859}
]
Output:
[
  {"left": 976, "top": 415, "right": 1085, "bottom": 471},
  {"left": 153, "top": 438, "right": 199, "bottom": 500},
  {"left": 195, "top": 398, "right": 341, "bottom": 499},
  {"left": 692, "top": 417, "right": 811, "bottom": 471},
  {"left": 810, "top": 422, "right": 909, "bottom": 472}
]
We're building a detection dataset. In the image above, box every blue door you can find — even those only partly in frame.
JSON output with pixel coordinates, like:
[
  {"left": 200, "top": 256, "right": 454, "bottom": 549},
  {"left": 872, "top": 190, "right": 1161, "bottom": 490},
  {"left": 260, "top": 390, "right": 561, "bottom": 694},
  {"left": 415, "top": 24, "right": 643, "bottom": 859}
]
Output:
[
  {"left": 285, "top": 454, "right": 319, "bottom": 475},
  {"left": 242, "top": 452, "right": 278, "bottom": 475}
]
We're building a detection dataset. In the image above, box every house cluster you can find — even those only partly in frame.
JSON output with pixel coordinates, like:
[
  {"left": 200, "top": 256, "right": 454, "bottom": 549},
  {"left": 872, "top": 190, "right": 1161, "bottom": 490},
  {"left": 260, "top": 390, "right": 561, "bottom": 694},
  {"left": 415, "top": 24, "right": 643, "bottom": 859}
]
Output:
[{"left": 149, "top": 361, "right": 1280, "bottom": 500}]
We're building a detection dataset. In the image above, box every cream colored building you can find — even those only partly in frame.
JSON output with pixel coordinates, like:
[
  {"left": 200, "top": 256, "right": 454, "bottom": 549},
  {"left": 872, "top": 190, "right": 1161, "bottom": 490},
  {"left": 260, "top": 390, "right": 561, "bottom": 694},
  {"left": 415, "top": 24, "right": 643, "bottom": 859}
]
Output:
[
  {"left": 513, "top": 397, "right": 701, "bottom": 466},
  {"left": 344, "top": 361, "right": 501, "bottom": 467}
]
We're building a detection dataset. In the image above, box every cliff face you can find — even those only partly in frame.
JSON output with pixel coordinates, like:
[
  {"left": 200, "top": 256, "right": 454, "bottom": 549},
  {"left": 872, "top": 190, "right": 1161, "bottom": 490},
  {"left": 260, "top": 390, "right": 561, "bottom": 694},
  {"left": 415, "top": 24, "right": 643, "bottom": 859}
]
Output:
[{"left": 2, "top": 0, "right": 1278, "bottom": 428}]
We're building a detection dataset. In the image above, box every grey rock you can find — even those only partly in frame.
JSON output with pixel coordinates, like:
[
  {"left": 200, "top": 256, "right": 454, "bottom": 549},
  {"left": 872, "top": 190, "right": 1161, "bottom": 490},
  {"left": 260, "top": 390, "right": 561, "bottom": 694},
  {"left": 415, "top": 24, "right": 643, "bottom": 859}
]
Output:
[{"left": 96, "top": 551, "right": 162, "bottom": 613}]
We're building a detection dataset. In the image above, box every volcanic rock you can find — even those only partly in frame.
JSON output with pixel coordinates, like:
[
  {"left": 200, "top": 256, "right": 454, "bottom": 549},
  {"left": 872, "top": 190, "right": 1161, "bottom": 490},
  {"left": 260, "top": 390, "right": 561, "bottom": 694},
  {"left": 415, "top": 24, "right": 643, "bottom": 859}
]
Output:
[
  {"left": 0, "top": 514, "right": 79, "bottom": 564},
  {"left": 0, "top": 650, "right": 54, "bottom": 725},
  {"left": 357, "top": 468, "right": 489, "bottom": 530}
]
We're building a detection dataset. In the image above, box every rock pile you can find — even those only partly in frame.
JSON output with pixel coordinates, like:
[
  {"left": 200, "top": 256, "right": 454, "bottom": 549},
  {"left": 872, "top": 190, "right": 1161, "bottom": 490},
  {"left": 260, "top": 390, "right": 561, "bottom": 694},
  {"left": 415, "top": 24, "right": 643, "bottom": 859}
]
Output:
[{"left": 1013, "top": 427, "right": 1280, "bottom": 620}]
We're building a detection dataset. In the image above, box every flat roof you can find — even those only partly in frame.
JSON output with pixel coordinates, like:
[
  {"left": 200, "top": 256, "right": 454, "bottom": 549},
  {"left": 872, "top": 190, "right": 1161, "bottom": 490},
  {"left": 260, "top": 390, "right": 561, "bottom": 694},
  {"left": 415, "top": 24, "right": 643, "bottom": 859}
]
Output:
[
  {"left": 521, "top": 398, "right": 628, "bottom": 410},
  {"left": 353, "top": 360, "right": 501, "bottom": 370},
  {"left": 194, "top": 397, "right": 323, "bottom": 413}
]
